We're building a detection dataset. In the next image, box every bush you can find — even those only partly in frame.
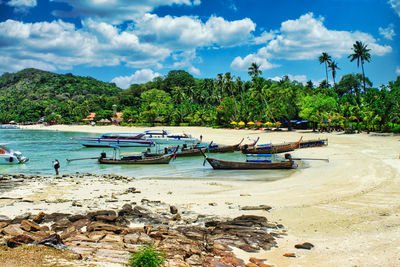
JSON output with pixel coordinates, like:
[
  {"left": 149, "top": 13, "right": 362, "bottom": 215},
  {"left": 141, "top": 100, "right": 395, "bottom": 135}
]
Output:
[
  {"left": 390, "top": 124, "right": 400, "bottom": 133},
  {"left": 128, "top": 244, "right": 165, "bottom": 267}
]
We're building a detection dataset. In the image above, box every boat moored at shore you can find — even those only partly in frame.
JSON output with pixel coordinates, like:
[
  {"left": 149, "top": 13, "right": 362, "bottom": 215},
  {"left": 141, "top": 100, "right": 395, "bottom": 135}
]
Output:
[
  {"left": 71, "top": 133, "right": 154, "bottom": 147},
  {"left": 143, "top": 130, "right": 199, "bottom": 145},
  {"left": 0, "top": 144, "right": 29, "bottom": 164}
]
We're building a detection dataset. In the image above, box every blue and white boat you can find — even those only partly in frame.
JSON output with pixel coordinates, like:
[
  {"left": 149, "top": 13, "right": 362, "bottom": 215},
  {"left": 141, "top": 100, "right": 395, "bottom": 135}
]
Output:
[
  {"left": 0, "top": 144, "right": 29, "bottom": 164},
  {"left": 143, "top": 130, "right": 199, "bottom": 145},
  {"left": 0, "top": 124, "right": 19, "bottom": 129},
  {"left": 71, "top": 133, "right": 154, "bottom": 147}
]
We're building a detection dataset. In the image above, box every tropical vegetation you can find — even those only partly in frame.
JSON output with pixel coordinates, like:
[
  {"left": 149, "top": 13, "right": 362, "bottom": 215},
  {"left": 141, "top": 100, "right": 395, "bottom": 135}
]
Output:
[{"left": 0, "top": 41, "right": 399, "bottom": 133}]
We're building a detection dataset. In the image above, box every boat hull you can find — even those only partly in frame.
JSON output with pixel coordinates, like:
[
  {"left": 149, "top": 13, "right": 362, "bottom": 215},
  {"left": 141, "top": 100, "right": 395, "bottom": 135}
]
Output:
[
  {"left": 98, "top": 154, "right": 173, "bottom": 164},
  {"left": 241, "top": 138, "right": 302, "bottom": 154},
  {"left": 146, "top": 137, "right": 198, "bottom": 145},
  {"left": 72, "top": 137, "right": 154, "bottom": 147},
  {"left": 205, "top": 157, "right": 295, "bottom": 170}
]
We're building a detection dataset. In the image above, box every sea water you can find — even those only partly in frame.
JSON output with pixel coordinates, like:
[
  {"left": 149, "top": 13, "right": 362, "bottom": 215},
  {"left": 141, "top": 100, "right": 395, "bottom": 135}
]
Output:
[{"left": 0, "top": 129, "right": 294, "bottom": 181}]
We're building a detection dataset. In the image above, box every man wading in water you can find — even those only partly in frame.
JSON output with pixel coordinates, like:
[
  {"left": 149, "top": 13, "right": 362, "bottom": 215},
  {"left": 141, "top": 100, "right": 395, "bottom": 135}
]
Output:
[{"left": 52, "top": 159, "right": 60, "bottom": 175}]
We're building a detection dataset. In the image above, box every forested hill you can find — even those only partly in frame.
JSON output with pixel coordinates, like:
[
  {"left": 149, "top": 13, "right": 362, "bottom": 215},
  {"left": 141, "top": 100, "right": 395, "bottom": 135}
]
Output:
[
  {"left": 0, "top": 68, "right": 399, "bottom": 133},
  {"left": 0, "top": 68, "right": 122, "bottom": 123}
]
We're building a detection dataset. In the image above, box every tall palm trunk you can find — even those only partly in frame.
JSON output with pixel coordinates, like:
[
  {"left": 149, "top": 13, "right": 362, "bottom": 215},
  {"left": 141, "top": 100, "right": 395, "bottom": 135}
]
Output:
[
  {"left": 361, "top": 61, "right": 366, "bottom": 93},
  {"left": 325, "top": 62, "right": 329, "bottom": 85}
]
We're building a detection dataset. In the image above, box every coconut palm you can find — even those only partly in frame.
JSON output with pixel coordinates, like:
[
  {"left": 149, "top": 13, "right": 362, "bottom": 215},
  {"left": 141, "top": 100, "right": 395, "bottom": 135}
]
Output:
[
  {"left": 318, "top": 52, "right": 332, "bottom": 87},
  {"left": 248, "top": 62, "right": 262, "bottom": 79},
  {"left": 348, "top": 41, "right": 371, "bottom": 93},
  {"left": 328, "top": 60, "right": 340, "bottom": 86}
]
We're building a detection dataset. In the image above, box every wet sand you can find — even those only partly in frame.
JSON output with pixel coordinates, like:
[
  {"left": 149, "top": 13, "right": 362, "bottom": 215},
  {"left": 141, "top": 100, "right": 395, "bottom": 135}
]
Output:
[{"left": 6, "top": 124, "right": 400, "bottom": 266}]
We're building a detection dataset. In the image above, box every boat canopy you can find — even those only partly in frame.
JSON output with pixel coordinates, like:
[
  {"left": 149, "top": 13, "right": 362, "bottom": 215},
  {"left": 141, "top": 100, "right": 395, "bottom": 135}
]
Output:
[
  {"left": 144, "top": 130, "right": 169, "bottom": 135},
  {"left": 102, "top": 133, "right": 145, "bottom": 139}
]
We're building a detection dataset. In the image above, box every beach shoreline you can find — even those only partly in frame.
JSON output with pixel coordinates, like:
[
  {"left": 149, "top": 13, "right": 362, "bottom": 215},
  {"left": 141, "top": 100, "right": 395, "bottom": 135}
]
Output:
[{"left": 3, "top": 124, "right": 400, "bottom": 266}]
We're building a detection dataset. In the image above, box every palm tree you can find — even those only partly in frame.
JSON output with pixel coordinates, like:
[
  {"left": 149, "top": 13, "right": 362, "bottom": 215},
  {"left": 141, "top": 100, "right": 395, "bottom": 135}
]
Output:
[
  {"left": 348, "top": 41, "right": 371, "bottom": 93},
  {"left": 318, "top": 52, "right": 332, "bottom": 87},
  {"left": 328, "top": 60, "right": 340, "bottom": 86},
  {"left": 248, "top": 62, "right": 262, "bottom": 79}
]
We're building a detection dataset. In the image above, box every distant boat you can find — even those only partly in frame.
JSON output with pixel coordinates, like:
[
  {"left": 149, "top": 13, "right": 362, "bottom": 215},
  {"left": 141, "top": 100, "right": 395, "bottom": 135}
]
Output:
[
  {"left": 143, "top": 130, "right": 199, "bottom": 145},
  {"left": 200, "top": 150, "right": 296, "bottom": 170},
  {"left": 0, "top": 144, "right": 29, "bottom": 164},
  {"left": 71, "top": 133, "right": 154, "bottom": 147},
  {"left": 0, "top": 124, "right": 19, "bottom": 129}
]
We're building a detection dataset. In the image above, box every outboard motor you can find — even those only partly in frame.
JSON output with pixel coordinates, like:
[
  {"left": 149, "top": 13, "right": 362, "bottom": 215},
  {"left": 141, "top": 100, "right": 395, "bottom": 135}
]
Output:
[
  {"left": 284, "top": 153, "right": 292, "bottom": 160},
  {"left": 100, "top": 152, "right": 107, "bottom": 159}
]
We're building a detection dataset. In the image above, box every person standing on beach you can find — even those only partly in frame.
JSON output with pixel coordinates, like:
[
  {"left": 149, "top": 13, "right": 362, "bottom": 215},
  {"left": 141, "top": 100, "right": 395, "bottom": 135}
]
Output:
[{"left": 52, "top": 159, "right": 60, "bottom": 175}]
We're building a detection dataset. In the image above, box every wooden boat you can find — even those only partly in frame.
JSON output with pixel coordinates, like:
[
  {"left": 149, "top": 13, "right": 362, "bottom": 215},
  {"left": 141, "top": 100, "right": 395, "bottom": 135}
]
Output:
[
  {"left": 299, "top": 138, "right": 328, "bottom": 148},
  {"left": 196, "top": 138, "right": 244, "bottom": 153},
  {"left": 98, "top": 146, "right": 174, "bottom": 164},
  {"left": 99, "top": 153, "right": 173, "bottom": 164},
  {"left": 200, "top": 150, "right": 296, "bottom": 170},
  {"left": 241, "top": 137, "right": 302, "bottom": 154},
  {"left": 144, "top": 146, "right": 207, "bottom": 158}
]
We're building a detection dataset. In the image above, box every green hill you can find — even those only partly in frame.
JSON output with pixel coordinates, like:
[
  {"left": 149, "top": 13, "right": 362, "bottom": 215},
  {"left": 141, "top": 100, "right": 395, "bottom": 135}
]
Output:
[{"left": 0, "top": 68, "right": 123, "bottom": 123}]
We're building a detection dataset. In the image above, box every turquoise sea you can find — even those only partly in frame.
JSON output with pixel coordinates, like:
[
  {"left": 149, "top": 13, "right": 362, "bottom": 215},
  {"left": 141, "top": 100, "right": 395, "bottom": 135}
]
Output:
[{"left": 0, "top": 129, "right": 295, "bottom": 180}]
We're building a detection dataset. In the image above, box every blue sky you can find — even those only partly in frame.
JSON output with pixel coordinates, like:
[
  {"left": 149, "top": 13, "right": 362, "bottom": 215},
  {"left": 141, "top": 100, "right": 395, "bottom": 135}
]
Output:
[{"left": 0, "top": 0, "right": 399, "bottom": 88}]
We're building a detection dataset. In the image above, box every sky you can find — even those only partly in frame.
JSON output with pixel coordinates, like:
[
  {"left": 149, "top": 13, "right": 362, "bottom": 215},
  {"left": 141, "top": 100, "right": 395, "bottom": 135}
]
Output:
[{"left": 0, "top": 0, "right": 399, "bottom": 89}]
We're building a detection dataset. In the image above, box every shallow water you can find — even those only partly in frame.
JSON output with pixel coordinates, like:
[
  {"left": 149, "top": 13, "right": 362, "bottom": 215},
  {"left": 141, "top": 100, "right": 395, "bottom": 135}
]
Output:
[{"left": 0, "top": 129, "right": 295, "bottom": 180}]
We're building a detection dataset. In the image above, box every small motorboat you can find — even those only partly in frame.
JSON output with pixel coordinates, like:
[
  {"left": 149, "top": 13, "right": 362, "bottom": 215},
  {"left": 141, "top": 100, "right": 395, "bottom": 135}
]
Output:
[
  {"left": 0, "top": 144, "right": 29, "bottom": 164},
  {"left": 71, "top": 133, "right": 154, "bottom": 147}
]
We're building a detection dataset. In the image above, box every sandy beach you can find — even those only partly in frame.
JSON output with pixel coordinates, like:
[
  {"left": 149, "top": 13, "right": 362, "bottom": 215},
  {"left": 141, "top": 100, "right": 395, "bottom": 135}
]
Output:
[{"left": 3, "top": 124, "right": 400, "bottom": 266}]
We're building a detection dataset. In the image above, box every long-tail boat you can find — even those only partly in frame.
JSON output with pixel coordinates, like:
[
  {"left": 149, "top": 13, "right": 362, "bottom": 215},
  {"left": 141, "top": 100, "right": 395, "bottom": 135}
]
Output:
[
  {"left": 144, "top": 146, "right": 207, "bottom": 158},
  {"left": 200, "top": 150, "right": 296, "bottom": 170},
  {"left": 98, "top": 145, "right": 175, "bottom": 164},
  {"left": 299, "top": 138, "right": 328, "bottom": 148},
  {"left": 241, "top": 137, "right": 302, "bottom": 154},
  {"left": 98, "top": 152, "right": 173, "bottom": 164},
  {"left": 196, "top": 138, "right": 244, "bottom": 153}
]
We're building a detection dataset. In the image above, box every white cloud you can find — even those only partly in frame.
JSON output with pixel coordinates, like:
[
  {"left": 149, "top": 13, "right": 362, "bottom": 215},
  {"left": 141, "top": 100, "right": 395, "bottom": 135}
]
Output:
[
  {"left": 231, "top": 13, "right": 392, "bottom": 71},
  {"left": 231, "top": 51, "right": 279, "bottom": 71},
  {"left": 268, "top": 74, "right": 308, "bottom": 84},
  {"left": 7, "top": 0, "right": 36, "bottom": 7},
  {"left": 111, "top": 69, "right": 161, "bottom": 89},
  {"left": 389, "top": 0, "right": 400, "bottom": 16},
  {"left": 253, "top": 30, "right": 275, "bottom": 44},
  {"left": 0, "top": 19, "right": 170, "bottom": 72},
  {"left": 379, "top": 24, "right": 396, "bottom": 40},
  {"left": 134, "top": 14, "right": 255, "bottom": 49},
  {"left": 50, "top": 0, "right": 200, "bottom": 24},
  {"left": 189, "top": 66, "right": 200, "bottom": 75},
  {"left": 396, "top": 66, "right": 400, "bottom": 75}
]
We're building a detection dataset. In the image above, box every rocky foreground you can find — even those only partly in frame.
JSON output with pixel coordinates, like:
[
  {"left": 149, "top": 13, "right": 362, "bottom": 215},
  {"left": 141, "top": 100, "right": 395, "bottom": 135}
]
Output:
[{"left": 0, "top": 174, "right": 293, "bottom": 266}]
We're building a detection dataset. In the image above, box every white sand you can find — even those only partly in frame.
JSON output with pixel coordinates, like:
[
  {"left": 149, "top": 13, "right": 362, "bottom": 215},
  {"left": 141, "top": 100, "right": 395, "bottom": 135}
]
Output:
[{"left": 5, "top": 124, "right": 400, "bottom": 266}]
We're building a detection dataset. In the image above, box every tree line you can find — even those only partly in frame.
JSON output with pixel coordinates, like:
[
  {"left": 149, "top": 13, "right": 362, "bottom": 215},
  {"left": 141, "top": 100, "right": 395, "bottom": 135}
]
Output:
[{"left": 0, "top": 41, "right": 399, "bottom": 133}]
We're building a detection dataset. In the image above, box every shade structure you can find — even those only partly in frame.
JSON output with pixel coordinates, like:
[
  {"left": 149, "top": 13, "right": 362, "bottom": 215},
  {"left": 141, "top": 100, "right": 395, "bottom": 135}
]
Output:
[
  {"left": 230, "top": 121, "right": 237, "bottom": 125},
  {"left": 247, "top": 121, "right": 255, "bottom": 125},
  {"left": 255, "top": 121, "right": 262, "bottom": 125},
  {"left": 238, "top": 121, "right": 245, "bottom": 126}
]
